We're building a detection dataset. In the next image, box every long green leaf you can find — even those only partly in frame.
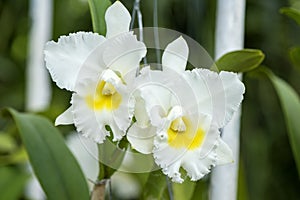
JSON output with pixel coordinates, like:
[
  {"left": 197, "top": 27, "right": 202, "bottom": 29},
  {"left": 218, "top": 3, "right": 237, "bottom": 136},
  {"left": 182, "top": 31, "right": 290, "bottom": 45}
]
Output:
[
  {"left": 262, "top": 68, "right": 300, "bottom": 178},
  {"left": 0, "top": 167, "right": 28, "bottom": 200},
  {"left": 6, "top": 109, "right": 90, "bottom": 200},
  {"left": 216, "top": 49, "right": 265, "bottom": 72},
  {"left": 190, "top": 179, "right": 209, "bottom": 200},
  {"left": 280, "top": 7, "right": 300, "bottom": 25},
  {"left": 142, "top": 170, "right": 169, "bottom": 200},
  {"left": 88, "top": 0, "right": 111, "bottom": 35}
]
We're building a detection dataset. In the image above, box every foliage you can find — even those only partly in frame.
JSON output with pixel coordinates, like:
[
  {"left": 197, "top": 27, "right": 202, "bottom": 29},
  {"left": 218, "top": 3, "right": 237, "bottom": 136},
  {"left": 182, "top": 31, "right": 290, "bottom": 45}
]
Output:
[
  {"left": 3, "top": 109, "right": 90, "bottom": 200},
  {"left": 261, "top": 67, "right": 300, "bottom": 178},
  {"left": 216, "top": 49, "right": 265, "bottom": 72},
  {"left": 88, "top": 0, "right": 111, "bottom": 35},
  {"left": 280, "top": 3, "right": 300, "bottom": 25}
]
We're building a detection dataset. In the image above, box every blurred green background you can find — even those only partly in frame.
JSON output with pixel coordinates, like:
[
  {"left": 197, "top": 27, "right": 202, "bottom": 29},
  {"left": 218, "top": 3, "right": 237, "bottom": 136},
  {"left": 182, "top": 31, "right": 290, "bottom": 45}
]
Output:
[{"left": 0, "top": 0, "right": 299, "bottom": 199}]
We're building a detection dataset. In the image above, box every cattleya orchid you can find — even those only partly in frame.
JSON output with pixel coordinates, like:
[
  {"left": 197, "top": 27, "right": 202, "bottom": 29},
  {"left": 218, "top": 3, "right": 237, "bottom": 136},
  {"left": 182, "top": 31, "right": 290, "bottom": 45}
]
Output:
[
  {"left": 44, "top": 1, "right": 245, "bottom": 183},
  {"left": 127, "top": 37, "right": 245, "bottom": 182},
  {"left": 44, "top": 1, "right": 146, "bottom": 142}
]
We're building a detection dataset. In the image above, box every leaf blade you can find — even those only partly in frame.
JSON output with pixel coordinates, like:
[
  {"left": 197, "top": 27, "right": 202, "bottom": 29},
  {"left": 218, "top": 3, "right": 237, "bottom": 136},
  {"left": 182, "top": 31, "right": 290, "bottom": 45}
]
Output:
[
  {"left": 88, "top": 0, "right": 111, "bottom": 35},
  {"left": 280, "top": 7, "right": 300, "bottom": 25},
  {"left": 0, "top": 167, "right": 28, "bottom": 200},
  {"left": 7, "top": 109, "right": 90, "bottom": 200},
  {"left": 216, "top": 49, "right": 265, "bottom": 72},
  {"left": 142, "top": 170, "right": 170, "bottom": 200},
  {"left": 262, "top": 69, "right": 300, "bottom": 178}
]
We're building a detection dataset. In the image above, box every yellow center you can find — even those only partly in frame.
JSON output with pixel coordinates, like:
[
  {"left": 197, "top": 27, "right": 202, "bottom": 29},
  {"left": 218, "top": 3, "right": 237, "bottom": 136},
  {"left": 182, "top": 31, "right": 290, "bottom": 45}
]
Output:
[
  {"left": 85, "top": 81, "right": 122, "bottom": 111},
  {"left": 167, "top": 117, "right": 205, "bottom": 150}
]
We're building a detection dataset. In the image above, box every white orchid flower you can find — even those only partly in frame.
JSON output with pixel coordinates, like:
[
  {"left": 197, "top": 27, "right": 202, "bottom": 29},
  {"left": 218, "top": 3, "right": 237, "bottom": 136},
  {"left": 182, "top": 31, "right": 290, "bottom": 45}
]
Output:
[
  {"left": 44, "top": 1, "right": 146, "bottom": 143},
  {"left": 128, "top": 37, "right": 245, "bottom": 183}
]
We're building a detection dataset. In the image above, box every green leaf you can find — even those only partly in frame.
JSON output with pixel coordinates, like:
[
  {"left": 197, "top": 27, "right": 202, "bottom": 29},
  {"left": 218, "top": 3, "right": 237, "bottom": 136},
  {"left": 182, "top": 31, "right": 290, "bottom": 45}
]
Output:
[
  {"left": 262, "top": 68, "right": 300, "bottom": 178},
  {"left": 142, "top": 170, "right": 170, "bottom": 200},
  {"left": 289, "top": 47, "right": 300, "bottom": 70},
  {"left": 88, "top": 0, "right": 111, "bottom": 35},
  {"left": 190, "top": 179, "right": 209, "bottom": 200},
  {"left": 173, "top": 179, "right": 196, "bottom": 200},
  {"left": 216, "top": 49, "right": 265, "bottom": 72},
  {"left": 280, "top": 7, "right": 300, "bottom": 25},
  {"left": 0, "top": 167, "right": 29, "bottom": 200},
  {"left": 5, "top": 109, "right": 90, "bottom": 200}
]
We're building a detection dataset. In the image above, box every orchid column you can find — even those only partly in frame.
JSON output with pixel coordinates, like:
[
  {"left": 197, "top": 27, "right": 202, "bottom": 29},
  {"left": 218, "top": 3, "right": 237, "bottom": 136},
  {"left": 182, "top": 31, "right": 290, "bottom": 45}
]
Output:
[{"left": 210, "top": 0, "right": 246, "bottom": 200}]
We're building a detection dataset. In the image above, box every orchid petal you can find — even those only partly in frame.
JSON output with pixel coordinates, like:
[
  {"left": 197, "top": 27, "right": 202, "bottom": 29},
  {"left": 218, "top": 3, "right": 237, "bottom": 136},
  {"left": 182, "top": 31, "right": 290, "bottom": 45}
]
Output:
[
  {"left": 105, "top": 1, "right": 131, "bottom": 38},
  {"left": 162, "top": 36, "right": 189, "bottom": 74},
  {"left": 183, "top": 69, "right": 245, "bottom": 127},
  {"left": 55, "top": 106, "right": 74, "bottom": 126},
  {"left": 127, "top": 124, "right": 156, "bottom": 154},
  {"left": 103, "top": 32, "right": 146, "bottom": 82},
  {"left": 181, "top": 148, "right": 217, "bottom": 181},
  {"left": 44, "top": 32, "right": 105, "bottom": 91},
  {"left": 215, "top": 138, "right": 234, "bottom": 165},
  {"left": 219, "top": 71, "right": 245, "bottom": 126}
]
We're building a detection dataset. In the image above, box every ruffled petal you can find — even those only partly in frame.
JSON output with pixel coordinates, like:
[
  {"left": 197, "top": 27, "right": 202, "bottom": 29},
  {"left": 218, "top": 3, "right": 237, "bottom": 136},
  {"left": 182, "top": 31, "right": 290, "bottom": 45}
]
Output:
[
  {"left": 181, "top": 147, "right": 217, "bottom": 181},
  {"left": 219, "top": 71, "right": 245, "bottom": 126},
  {"left": 182, "top": 69, "right": 245, "bottom": 127},
  {"left": 72, "top": 90, "right": 111, "bottom": 143},
  {"left": 103, "top": 32, "right": 146, "bottom": 83},
  {"left": 105, "top": 1, "right": 131, "bottom": 38},
  {"left": 215, "top": 138, "right": 234, "bottom": 165},
  {"left": 127, "top": 124, "right": 156, "bottom": 154},
  {"left": 162, "top": 36, "right": 189, "bottom": 74},
  {"left": 44, "top": 32, "right": 105, "bottom": 91},
  {"left": 72, "top": 68, "right": 134, "bottom": 143},
  {"left": 152, "top": 110, "right": 219, "bottom": 182},
  {"left": 55, "top": 106, "right": 74, "bottom": 126}
]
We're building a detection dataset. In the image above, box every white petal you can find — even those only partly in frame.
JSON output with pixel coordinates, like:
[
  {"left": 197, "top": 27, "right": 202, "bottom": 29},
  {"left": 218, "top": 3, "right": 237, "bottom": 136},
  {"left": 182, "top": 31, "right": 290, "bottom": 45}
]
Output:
[
  {"left": 55, "top": 106, "right": 74, "bottom": 126},
  {"left": 72, "top": 91, "right": 110, "bottom": 143},
  {"left": 103, "top": 32, "right": 146, "bottom": 83},
  {"left": 215, "top": 138, "right": 234, "bottom": 165},
  {"left": 105, "top": 1, "right": 131, "bottom": 38},
  {"left": 44, "top": 32, "right": 105, "bottom": 91},
  {"left": 181, "top": 147, "right": 217, "bottom": 181},
  {"left": 127, "top": 123, "right": 156, "bottom": 154},
  {"left": 72, "top": 69, "right": 133, "bottom": 143},
  {"left": 162, "top": 160, "right": 184, "bottom": 183},
  {"left": 101, "top": 69, "right": 135, "bottom": 133},
  {"left": 183, "top": 69, "right": 245, "bottom": 127},
  {"left": 182, "top": 69, "right": 220, "bottom": 120},
  {"left": 162, "top": 36, "right": 189, "bottom": 74},
  {"left": 134, "top": 93, "right": 150, "bottom": 128},
  {"left": 71, "top": 77, "right": 122, "bottom": 143},
  {"left": 152, "top": 113, "right": 220, "bottom": 182},
  {"left": 219, "top": 71, "right": 245, "bottom": 126}
]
